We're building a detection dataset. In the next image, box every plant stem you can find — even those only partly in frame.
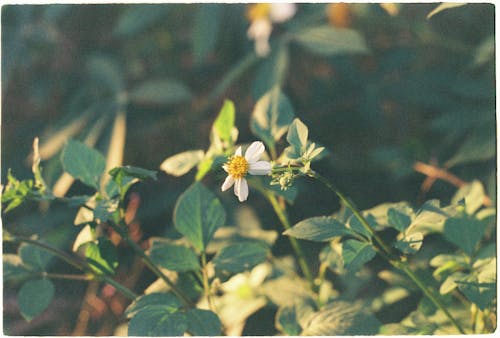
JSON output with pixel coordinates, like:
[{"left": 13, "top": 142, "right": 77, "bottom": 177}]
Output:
[
  {"left": 200, "top": 252, "right": 215, "bottom": 312},
  {"left": 310, "top": 171, "right": 466, "bottom": 334},
  {"left": 264, "top": 191, "right": 316, "bottom": 293},
  {"left": 109, "top": 222, "right": 194, "bottom": 307},
  {"left": 42, "top": 272, "right": 93, "bottom": 281}
]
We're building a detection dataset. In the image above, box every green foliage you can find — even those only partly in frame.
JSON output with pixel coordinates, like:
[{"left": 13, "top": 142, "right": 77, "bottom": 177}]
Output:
[
  {"left": 19, "top": 243, "right": 54, "bottom": 271},
  {"left": 148, "top": 241, "right": 200, "bottom": 272},
  {"left": 443, "top": 217, "right": 487, "bottom": 256},
  {"left": 185, "top": 309, "right": 222, "bottom": 336},
  {"left": 285, "top": 216, "right": 356, "bottom": 242},
  {"left": 192, "top": 4, "right": 222, "bottom": 65},
  {"left": 293, "top": 26, "right": 369, "bottom": 56},
  {"left": 61, "top": 140, "right": 105, "bottom": 190},
  {"left": 173, "top": 182, "right": 226, "bottom": 252},
  {"left": 160, "top": 150, "right": 205, "bottom": 177},
  {"left": 113, "top": 5, "right": 170, "bottom": 37},
  {"left": 84, "top": 237, "right": 118, "bottom": 274},
  {"left": 341, "top": 239, "right": 376, "bottom": 271},
  {"left": 3, "top": 254, "right": 32, "bottom": 282},
  {"left": 213, "top": 100, "right": 235, "bottom": 143},
  {"left": 128, "top": 308, "right": 187, "bottom": 336},
  {"left": 212, "top": 242, "right": 268, "bottom": 275},
  {"left": 17, "top": 278, "right": 55, "bottom": 321},
  {"left": 128, "top": 79, "right": 193, "bottom": 106},
  {"left": 2, "top": 170, "right": 35, "bottom": 212}
]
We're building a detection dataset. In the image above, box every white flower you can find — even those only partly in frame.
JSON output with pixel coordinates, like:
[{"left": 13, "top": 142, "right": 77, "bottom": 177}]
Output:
[
  {"left": 269, "top": 3, "right": 297, "bottom": 23},
  {"left": 222, "top": 141, "right": 272, "bottom": 202},
  {"left": 247, "top": 18, "right": 273, "bottom": 57}
]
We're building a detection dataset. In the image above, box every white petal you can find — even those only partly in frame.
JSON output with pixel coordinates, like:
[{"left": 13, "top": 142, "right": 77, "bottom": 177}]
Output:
[
  {"left": 234, "top": 178, "right": 249, "bottom": 202},
  {"left": 222, "top": 164, "right": 229, "bottom": 173},
  {"left": 235, "top": 146, "right": 242, "bottom": 156},
  {"left": 221, "top": 175, "right": 235, "bottom": 191},
  {"left": 248, "top": 161, "right": 272, "bottom": 175},
  {"left": 245, "top": 141, "right": 265, "bottom": 163},
  {"left": 270, "top": 3, "right": 297, "bottom": 23}
]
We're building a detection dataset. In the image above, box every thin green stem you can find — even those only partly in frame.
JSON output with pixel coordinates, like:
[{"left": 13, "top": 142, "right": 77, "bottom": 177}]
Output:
[
  {"left": 109, "top": 222, "right": 194, "bottom": 307},
  {"left": 42, "top": 272, "right": 93, "bottom": 281},
  {"left": 201, "top": 253, "right": 215, "bottom": 312},
  {"left": 310, "top": 171, "right": 466, "bottom": 334}
]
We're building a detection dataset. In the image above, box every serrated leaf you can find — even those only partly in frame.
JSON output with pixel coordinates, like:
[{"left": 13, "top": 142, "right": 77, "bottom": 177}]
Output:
[
  {"left": 185, "top": 309, "right": 222, "bottom": 336},
  {"left": 125, "top": 292, "right": 182, "bottom": 318},
  {"left": 301, "top": 301, "right": 381, "bottom": 335},
  {"left": 250, "top": 87, "right": 295, "bottom": 150},
  {"left": 285, "top": 216, "right": 355, "bottom": 242},
  {"left": 443, "top": 217, "right": 487, "bottom": 256},
  {"left": 129, "top": 79, "right": 192, "bottom": 105},
  {"left": 113, "top": 5, "right": 169, "bottom": 37},
  {"left": 149, "top": 242, "right": 200, "bottom": 272},
  {"left": 342, "top": 240, "right": 376, "bottom": 271},
  {"left": 286, "top": 118, "right": 308, "bottom": 153},
  {"left": 161, "top": 150, "right": 204, "bottom": 177},
  {"left": 128, "top": 309, "right": 187, "bottom": 336},
  {"left": 18, "top": 278, "right": 55, "bottom": 321},
  {"left": 61, "top": 140, "right": 105, "bottom": 189},
  {"left": 19, "top": 243, "right": 54, "bottom": 271},
  {"left": 293, "top": 26, "right": 369, "bottom": 56},
  {"left": 213, "top": 100, "right": 235, "bottom": 143},
  {"left": 213, "top": 242, "right": 268, "bottom": 274},
  {"left": 174, "top": 182, "right": 226, "bottom": 252}
]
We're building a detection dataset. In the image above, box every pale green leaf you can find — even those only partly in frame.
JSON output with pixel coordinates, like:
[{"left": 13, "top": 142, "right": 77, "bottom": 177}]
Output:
[
  {"left": 3, "top": 254, "right": 32, "bottom": 282},
  {"left": 286, "top": 118, "right": 308, "bottom": 153},
  {"left": 213, "top": 100, "right": 235, "bottom": 143},
  {"left": 285, "top": 216, "right": 355, "bottom": 242},
  {"left": 161, "top": 150, "right": 204, "bottom": 177}
]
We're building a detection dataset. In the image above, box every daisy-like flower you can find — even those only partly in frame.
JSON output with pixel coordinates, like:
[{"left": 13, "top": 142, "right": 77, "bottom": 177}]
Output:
[{"left": 222, "top": 141, "right": 272, "bottom": 202}]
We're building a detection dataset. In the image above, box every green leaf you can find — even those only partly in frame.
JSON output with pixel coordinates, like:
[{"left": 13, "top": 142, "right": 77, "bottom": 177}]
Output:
[
  {"left": 19, "top": 243, "right": 54, "bottom": 271},
  {"left": 149, "top": 242, "right": 200, "bottom": 272},
  {"left": 250, "top": 87, "right": 295, "bottom": 150},
  {"left": 342, "top": 240, "right": 376, "bottom": 271},
  {"left": 394, "top": 231, "right": 423, "bottom": 255},
  {"left": 160, "top": 150, "right": 204, "bottom": 177},
  {"left": 61, "top": 140, "right": 105, "bottom": 189},
  {"left": 347, "top": 214, "right": 377, "bottom": 239},
  {"left": 185, "top": 309, "right": 222, "bottom": 336},
  {"left": 285, "top": 216, "right": 355, "bottom": 242},
  {"left": 293, "top": 26, "right": 369, "bottom": 56},
  {"left": 456, "top": 275, "right": 495, "bottom": 310},
  {"left": 129, "top": 79, "right": 192, "bottom": 106},
  {"left": 213, "top": 100, "right": 235, "bottom": 143},
  {"left": 3, "top": 254, "right": 32, "bottom": 282},
  {"left": 286, "top": 118, "right": 308, "bottom": 153},
  {"left": 427, "top": 3, "right": 467, "bottom": 19},
  {"left": 85, "top": 238, "right": 118, "bottom": 274},
  {"left": 192, "top": 4, "right": 221, "bottom": 65},
  {"left": 276, "top": 299, "right": 316, "bottom": 335},
  {"left": 86, "top": 55, "right": 123, "bottom": 93},
  {"left": 18, "top": 278, "right": 55, "bottom": 321},
  {"left": 128, "top": 309, "right": 187, "bottom": 336},
  {"left": 125, "top": 292, "right": 182, "bottom": 318},
  {"left": 174, "top": 182, "right": 226, "bottom": 252},
  {"left": 113, "top": 5, "right": 169, "bottom": 37},
  {"left": 109, "top": 165, "right": 157, "bottom": 182},
  {"left": 443, "top": 217, "right": 487, "bottom": 256},
  {"left": 440, "top": 272, "right": 467, "bottom": 295},
  {"left": 387, "top": 208, "right": 412, "bottom": 232},
  {"left": 301, "top": 301, "right": 381, "bottom": 335},
  {"left": 213, "top": 242, "right": 268, "bottom": 274}
]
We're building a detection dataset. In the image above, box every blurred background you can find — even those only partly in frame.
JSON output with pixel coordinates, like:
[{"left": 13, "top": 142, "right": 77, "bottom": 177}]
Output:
[{"left": 2, "top": 3, "right": 495, "bottom": 335}]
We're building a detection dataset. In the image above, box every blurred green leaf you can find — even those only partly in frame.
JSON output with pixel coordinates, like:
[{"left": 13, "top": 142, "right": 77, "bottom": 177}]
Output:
[
  {"left": 301, "top": 301, "right": 381, "bottom": 335},
  {"left": 394, "top": 231, "right": 423, "bottom": 255},
  {"left": 174, "top": 182, "right": 226, "bottom": 252},
  {"left": 86, "top": 55, "right": 124, "bottom": 93},
  {"left": 427, "top": 3, "right": 467, "bottom": 19},
  {"left": 149, "top": 242, "right": 200, "bottom": 272},
  {"left": 473, "top": 35, "right": 495, "bottom": 67},
  {"left": 250, "top": 87, "right": 295, "bottom": 150},
  {"left": 109, "top": 165, "right": 157, "bottom": 182},
  {"left": 161, "top": 150, "right": 204, "bottom": 177},
  {"left": 19, "top": 243, "right": 54, "bottom": 271},
  {"left": 440, "top": 272, "right": 467, "bottom": 294},
  {"left": 128, "top": 309, "right": 187, "bottom": 336},
  {"left": 253, "top": 43, "right": 289, "bottom": 99},
  {"left": 347, "top": 214, "right": 377, "bottom": 238},
  {"left": 387, "top": 208, "right": 412, "bottom": 232},
  {"left": 444, "top": 217, "right": 487, "bottom": 256},
  {"left": 342, "top": 239, "right": 376, "bottom": 271},
  {"left": 286, "top": 118, "right": 308, "bottom": 154},
  {"left": 446, "top": 126, "right": 495, "bottom": 167},
  {"left": 129, "top": 79, "right": 192, "bottom": 106},
  {"left": 293, "top": 26, "right": 369, "bottom": 56},
  {"left": 61, "top": 140, "right": 105, "bottom": 190},
  {"left": 85, "top": 237, "right": 118, "bottom": 274},
  {"left": 285, "top": 216, "right": 355, "bottom": 242},
  {"left": 213, "top": 242, "right": 268, "bottom": 274},
  {"left": 185, "top": 309, "right": 222, "bottom": 336},
  {"left": 213, "top": 99, "right": 235, "bottom": 143},
  {"left": 113, "top": 5, "right": 169, "bottom": 37},
  {"left": 3, "top": 254, "right": 32, "bottom": 282},
  {"left": 192, "top": 4, "right": 221, "bottom": 65},
  {"left": 125, "top": 292, "right": 182, "bottom": 318},
  {"left": 18, "top": 278, "right": 55, "bottom": 321},
  {"left": 451, "top": 180, "right": 486, "bottom": 215}
]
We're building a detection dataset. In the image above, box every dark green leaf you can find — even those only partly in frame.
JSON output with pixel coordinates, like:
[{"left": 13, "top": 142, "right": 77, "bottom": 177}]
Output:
[
  {"left": 61, "top": 140, "right": 105, "bottom": 189},
  {"left": 149, "top": 242, "right": 200, "bottom": 272},
  {"left": 213, "top": 242, "right": 268, "bottom": 274},
  {"left": 19, "top": 243, "right": 54, "bottom": 271},
  {"left": 192, "top": 4, "right": 221, "bottom": 65},
  {"left": 125, "top": 292, "right": 182, "bottom": 318},
  {"left": 113, "top": 5, "right": 169, "bottom": 37},
  {"left": 342, "top": 240, "right": 376, "bottom": 271},
  {"left": 456, "top": 275, "right": 495, "bottom": 310},
  {"left": 18, "top": 278, "right": 55, "bottom": 321},
  {"left": 109, "top": 165, "right": 157, "bottom": 181},
  {"left": 213, "top": 100, "right": 235, "bottom": 143},
  {"left": 387, "top": 208, "right": 412, "bottom": 232},
  {"left": 185, "top": 309, "right": 222, "bottom": 336},
  {"left": 285, "top": 216, "right": 355, "bottom": 242},
  {"left": 293, "top": 26, "right": 369, "bottom": 56},
  {"left": 250, "top": 87, "right": 295, "bottom": 149},
  {"left": 128, "top": 309, "right": 187, "bottom": 336},
  {"left": 129, "top": 79, "right": 192, "bottom": 105},
  {"left": 85, "top": 238, "right": 118, "bottom": 274},
  {"left": 174, "top": 182, "right": 226, "bottom": 252},
  {"left": 160, "top": 150, "right": 204, "bottom": 177},
  {"left": 444, "top": 217, "right": 487, "bottom": 256}
]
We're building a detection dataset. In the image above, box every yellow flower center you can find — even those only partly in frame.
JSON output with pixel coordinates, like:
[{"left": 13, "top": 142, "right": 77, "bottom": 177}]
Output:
[
  {"left": 227, "top": 155, "right": 249, "bottom": 179},
  {"left": 247, "top": 3, "right": 271, "bottom": 22}
]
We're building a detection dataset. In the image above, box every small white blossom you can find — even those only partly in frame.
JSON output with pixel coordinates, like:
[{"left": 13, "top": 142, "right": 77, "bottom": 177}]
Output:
[
  {"left": 269, "top": 3, "right": 297, "bottom": 23},
  {"left": 247, "top": 19, "right": 273, "bottom": 57},
  {"left": 222, "top": 141, "right": 272, "bottom": 202}
]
